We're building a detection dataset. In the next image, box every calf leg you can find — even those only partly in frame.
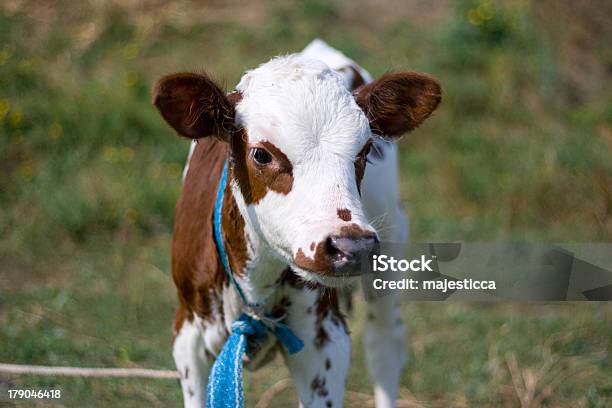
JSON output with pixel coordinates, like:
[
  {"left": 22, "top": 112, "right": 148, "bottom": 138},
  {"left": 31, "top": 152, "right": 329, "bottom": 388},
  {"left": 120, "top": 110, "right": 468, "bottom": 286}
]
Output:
[
  {"left": 173, "top": 315, "right": 215, "bottom": 408},
  {"left": 363, "top": 292, "right": 406, "bottom": 408},
  {"left": 283, "top": 288, "right": 350, "bottom": 408}
]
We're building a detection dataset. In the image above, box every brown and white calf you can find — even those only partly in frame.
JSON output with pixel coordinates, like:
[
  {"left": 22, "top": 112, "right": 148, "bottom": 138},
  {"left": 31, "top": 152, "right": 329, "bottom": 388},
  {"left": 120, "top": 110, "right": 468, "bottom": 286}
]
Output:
[{"left": 153, "top": 39, "right": 441, "bottom": 408}]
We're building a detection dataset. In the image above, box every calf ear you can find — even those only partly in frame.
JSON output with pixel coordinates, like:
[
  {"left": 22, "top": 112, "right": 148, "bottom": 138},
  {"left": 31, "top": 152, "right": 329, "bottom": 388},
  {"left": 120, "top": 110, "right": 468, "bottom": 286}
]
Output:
[
  {"left": 152, "top": 73, "right": 237, "bottom": 140},
  {"left": 354, "top": 72, "right": 441, "bottom": 137}
]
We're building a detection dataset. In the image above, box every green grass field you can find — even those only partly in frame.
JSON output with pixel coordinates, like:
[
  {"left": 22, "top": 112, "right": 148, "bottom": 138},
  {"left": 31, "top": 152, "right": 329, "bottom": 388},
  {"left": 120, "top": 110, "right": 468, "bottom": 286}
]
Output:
[{"left": 1, "top": 1, "right": 611, "bottom": 406}]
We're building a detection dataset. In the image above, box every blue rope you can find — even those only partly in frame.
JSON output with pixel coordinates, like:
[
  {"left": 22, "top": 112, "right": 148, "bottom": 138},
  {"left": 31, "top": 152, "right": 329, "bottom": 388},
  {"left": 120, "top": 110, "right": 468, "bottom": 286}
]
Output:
[
  {"left": 206, "top": 315, "right": 260, "bottom": 408},
  {"left": 207, "top": 159, "right": 303, "bottom": 408},
  {"left": 213, "top": 159, "right": 249, "bottom": 304}
]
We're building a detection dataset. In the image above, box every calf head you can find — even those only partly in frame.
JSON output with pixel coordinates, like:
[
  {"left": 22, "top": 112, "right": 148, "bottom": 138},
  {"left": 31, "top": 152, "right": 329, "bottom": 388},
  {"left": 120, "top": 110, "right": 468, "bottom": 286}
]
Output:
[{"left": 153, "top": 56, "right": 440, "bottom": 285}]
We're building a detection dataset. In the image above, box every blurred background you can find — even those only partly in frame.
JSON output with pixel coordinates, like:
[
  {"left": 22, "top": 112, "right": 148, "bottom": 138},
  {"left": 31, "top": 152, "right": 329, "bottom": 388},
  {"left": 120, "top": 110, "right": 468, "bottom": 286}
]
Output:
[{"left": 0, "top": 0, "right": 611, "bottom": 406}]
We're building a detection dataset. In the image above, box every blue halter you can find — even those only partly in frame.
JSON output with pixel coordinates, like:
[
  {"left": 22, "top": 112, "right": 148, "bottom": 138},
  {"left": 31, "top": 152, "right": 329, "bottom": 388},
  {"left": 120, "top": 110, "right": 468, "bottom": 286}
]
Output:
[{"left": 207, "top": 159, "right": 304, "bottom": 408}]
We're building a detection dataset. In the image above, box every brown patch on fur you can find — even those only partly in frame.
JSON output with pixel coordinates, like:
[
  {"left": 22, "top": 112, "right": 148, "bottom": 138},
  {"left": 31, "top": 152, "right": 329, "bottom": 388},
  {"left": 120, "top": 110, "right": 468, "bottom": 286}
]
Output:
[
  {"left": 355, "top": 71, "right": 441, "bottom": 137},
  {"left": 337, "top": 208, "right": 352, "bottom": 222},
  {"left": 294, "top": 241, "right": 330, "bottom": 274},
  {"left": 259, "top": 141, "right": 293, "bottom": 194},
  {"left": 230, "top": 128, "right": 258, "bottom": 201},
  {"left": 222, "top": 174, "right": 248, "bottom": 277},
  {"left": 314, "top": 288, "right": 347, "bottom": 349},
  {"left": 231, "top": 130, "right": 294, "bottom": 204},
  {"left": 340, "top": 223, "right": 374, "bottom": 239},
  {"left": 310, "top": 242, "right": 316, "bottom": 251},
  {"left": 311, "top": 376, "right": 329, "bottom": 398},
  {"left": 172, "top": 137, "right": 248, "bottom": 327},
  {"left": 172, "top": 138, "right": 228, "bottom": 321}
]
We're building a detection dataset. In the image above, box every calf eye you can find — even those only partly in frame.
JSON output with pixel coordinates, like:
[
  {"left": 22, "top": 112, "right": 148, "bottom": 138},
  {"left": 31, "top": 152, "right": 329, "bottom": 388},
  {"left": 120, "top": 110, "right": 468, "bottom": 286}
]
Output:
[{"left": 252, "top": 147, "right": 273, "bottom": 166}]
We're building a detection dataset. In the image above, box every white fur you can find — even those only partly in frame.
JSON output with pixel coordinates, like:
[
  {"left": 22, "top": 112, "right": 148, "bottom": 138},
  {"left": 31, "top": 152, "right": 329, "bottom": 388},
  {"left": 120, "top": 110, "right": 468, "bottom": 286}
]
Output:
[
  {"left": 283, "top": 286, "right": 350, "bottom": 407},
  {"left": 234, "top": 53, "right": 375, "bottom": 284},
  {"left": 173, "top": 318, "right": 212, "bottom": 408}
]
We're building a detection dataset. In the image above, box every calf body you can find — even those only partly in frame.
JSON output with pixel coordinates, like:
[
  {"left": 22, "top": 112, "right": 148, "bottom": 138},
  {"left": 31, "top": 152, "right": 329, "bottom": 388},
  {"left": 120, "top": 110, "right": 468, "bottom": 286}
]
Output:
[{"left": 154, "top": 40, "right": 441, "bottom": 407}]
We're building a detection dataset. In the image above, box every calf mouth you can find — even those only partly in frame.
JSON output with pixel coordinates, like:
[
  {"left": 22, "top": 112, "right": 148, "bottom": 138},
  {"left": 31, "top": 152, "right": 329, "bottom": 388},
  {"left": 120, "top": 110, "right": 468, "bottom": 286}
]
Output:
[
  {"left": 289, "top": 257, "right": 368, "bottom": 288},
  {"left": 292, "top": 266, "right": 362, "bottom": 288}
]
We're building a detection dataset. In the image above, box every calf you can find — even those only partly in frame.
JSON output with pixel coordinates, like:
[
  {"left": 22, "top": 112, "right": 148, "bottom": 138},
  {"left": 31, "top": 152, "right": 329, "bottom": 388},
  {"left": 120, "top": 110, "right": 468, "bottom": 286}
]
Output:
[{"left": 153, "top": 39, "right": 441, "bottom": 408}]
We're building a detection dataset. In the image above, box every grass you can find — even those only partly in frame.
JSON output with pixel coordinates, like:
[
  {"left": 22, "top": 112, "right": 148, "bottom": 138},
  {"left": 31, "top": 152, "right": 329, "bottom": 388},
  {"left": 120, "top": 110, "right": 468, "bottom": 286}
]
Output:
[{"left": 1, "top": 0, "right": 611, "bottom": 406}]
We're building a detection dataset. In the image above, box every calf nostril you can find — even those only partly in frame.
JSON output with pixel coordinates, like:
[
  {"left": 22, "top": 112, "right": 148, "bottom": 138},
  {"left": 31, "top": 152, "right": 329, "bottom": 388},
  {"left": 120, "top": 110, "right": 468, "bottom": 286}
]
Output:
[{"left": 326, "top": 234, "right": 378, "bottom": 261}]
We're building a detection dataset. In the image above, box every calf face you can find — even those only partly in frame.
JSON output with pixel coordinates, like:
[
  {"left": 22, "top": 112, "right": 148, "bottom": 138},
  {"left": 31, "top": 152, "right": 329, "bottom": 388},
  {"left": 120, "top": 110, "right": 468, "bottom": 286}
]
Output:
[{"left": 153, "top": 55, "right": 440, "bottom": 285}]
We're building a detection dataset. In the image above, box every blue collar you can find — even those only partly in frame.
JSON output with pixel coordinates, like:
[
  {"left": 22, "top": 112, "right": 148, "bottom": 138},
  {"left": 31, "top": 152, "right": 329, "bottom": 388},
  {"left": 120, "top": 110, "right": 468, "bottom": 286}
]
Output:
[
  {"left": 213, "top": 159, "right": 251, "bottom": 306},
  {"left": 207, "top": 158, "right": 304, "bottom": 408}
]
